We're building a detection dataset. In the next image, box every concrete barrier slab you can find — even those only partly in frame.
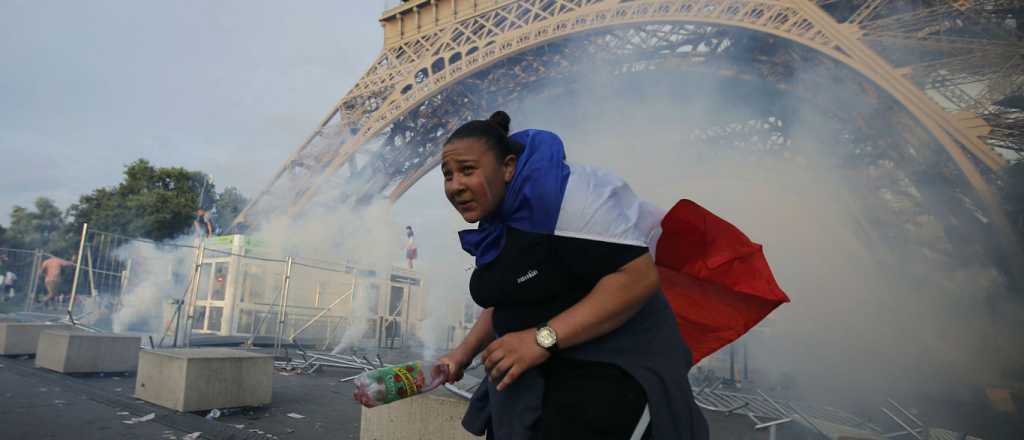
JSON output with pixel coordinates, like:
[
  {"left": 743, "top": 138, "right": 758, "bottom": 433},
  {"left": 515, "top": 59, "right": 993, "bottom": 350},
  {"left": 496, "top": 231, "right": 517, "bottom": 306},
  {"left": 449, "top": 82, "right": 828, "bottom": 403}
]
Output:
[
  {"left": 0, "top": 322, "right": 75, "bottom": 355},
  {"left": 35, "top": 330, "right": 140, "bottom": 373},
  {"left": 135, "top": 348, "right": 273, "bottom": 412},
  {"left": 360, "top": 392, "right": 481, "bottom": 439}
]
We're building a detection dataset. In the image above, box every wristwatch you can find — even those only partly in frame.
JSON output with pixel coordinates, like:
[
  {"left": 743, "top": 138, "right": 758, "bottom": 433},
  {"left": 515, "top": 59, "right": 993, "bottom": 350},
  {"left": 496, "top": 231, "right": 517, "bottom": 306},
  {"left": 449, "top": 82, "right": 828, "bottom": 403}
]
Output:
[{"left": 535, "top": 324, "right": 559, "bottom": 353}]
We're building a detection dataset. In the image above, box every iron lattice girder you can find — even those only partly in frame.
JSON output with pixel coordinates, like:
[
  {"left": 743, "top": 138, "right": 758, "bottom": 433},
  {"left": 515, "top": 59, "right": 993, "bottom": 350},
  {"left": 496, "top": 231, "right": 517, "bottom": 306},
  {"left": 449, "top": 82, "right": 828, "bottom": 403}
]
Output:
[
  {"left": 371, "top": 24, "right": 820, "bottom": 202},
  {"left": 689, "top": 117, "right": 790, "bottom": 151},
  {"left": 236, "top": 0, "right": 1020, "bottom": 255},
  {"left": 378, "top": 29, "right": 922, "bottom": 202},
  {"left": 282, "top": 0, "right": 851, "bottom": 218},
  {"left": 984, "top": 111, "right": 1024, "bottom": 152}
]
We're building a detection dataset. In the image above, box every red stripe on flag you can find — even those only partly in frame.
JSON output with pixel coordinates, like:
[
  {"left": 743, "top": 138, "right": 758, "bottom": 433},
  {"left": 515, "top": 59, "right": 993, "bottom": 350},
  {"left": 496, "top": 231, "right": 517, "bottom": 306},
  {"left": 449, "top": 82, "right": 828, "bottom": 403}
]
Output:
[{"left": 656, "top": 200, "right": 790, "bottom": 364}]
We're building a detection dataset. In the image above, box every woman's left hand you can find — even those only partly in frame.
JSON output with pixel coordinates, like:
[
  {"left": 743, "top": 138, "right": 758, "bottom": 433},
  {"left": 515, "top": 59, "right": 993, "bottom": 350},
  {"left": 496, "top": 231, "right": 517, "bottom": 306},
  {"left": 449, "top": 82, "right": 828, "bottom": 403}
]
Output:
[{"left": 481, "top": 328, "right": 550, "bottom": 391}]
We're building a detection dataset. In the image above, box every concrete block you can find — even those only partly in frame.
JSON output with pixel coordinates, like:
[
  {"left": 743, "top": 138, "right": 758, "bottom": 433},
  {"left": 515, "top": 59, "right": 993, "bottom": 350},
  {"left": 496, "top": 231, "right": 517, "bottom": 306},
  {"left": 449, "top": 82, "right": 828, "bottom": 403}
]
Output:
[
  {"left": 360, "top": 392, "right": 481, "bottom": 439},
  {"left": 135, "top": 348, "right": 273, "bottom": 412},
  {"left": 0, "top": 322, "right": 75, "bottom": 355},
  {"left": 35, "top": 330, "right": 140, "bottom": 373}
]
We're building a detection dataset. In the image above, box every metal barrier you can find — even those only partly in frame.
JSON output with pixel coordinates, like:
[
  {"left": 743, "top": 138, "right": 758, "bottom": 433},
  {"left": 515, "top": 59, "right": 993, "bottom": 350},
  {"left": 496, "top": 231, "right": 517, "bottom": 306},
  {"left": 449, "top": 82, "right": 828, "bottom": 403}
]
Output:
[
  {"left": 0, "top": 247, "right": 43, "bottom": 311},
  {"left": 53, "top": 224, "right": 426, "bottom": 354},
  {"left": 67, "top": 225, "right": 135, "bottom": 316}
]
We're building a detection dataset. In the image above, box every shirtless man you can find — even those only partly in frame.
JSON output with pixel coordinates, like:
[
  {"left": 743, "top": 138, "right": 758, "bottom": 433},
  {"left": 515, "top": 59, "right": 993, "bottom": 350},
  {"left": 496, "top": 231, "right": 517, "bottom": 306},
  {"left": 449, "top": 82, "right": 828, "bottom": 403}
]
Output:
[{"left": 39, "top": 255, "right": 74, "bottom": 309}]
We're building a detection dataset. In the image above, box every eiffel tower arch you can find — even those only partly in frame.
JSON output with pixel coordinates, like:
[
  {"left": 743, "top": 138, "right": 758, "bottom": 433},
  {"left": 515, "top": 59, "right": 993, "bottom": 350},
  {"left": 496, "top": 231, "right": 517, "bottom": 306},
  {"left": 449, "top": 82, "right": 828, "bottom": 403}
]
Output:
[{"left": 235, "top": 0, "right": 1023, "bottom": 272}]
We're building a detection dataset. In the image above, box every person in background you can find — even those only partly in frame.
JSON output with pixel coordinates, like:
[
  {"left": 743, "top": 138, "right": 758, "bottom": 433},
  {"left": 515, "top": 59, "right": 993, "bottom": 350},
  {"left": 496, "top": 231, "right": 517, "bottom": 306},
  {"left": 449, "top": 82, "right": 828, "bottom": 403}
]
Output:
[
  {"left": 0, "top": 254, "right": 13, "bottom": 302},
  {"left": 405, "top": 226, "right": 418, "bottom": 269},
  {"left": 39, "top": 255, "right": 74, "bottom": 310},
  {"left": 3, "top": 269, "right": 17, "bottom": 303},
  {"left": 194, "top": 208, "right": 214, "bottom": 238}
]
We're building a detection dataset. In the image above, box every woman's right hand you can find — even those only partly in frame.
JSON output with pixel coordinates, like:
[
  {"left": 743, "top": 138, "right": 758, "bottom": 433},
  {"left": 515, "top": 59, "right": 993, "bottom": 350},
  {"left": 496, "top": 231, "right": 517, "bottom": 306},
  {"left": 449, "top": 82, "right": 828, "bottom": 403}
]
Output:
[{"left": 437, "top": 349, "right": 471, "bottom": 384}]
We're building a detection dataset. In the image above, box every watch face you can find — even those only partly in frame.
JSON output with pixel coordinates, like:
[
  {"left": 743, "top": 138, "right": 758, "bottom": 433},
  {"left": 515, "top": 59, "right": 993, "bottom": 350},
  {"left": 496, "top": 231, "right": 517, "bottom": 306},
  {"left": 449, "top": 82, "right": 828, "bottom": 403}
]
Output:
[{"left": 536, "top": 326, "right": 557, "bottom": 348}]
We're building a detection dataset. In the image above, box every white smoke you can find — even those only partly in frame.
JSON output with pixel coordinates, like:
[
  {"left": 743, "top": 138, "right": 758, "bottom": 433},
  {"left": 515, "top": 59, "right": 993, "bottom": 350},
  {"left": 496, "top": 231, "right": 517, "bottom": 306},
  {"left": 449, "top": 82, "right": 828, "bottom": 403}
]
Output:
[
  {"left": 111, "top": 238, "right": 195, "bottom": 335},
  {"left": 376, "top": 47, "right": 1024, "bottom": 422}
]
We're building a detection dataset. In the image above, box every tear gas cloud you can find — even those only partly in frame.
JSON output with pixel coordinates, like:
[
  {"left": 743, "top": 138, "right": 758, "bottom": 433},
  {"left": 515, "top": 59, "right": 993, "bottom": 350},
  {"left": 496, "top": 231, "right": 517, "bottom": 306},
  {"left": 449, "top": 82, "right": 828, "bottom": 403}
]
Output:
[
  {"left": 105, "top": 16, "right": 1023, "bottom": 419},
  {"left": 492, "top": 60, "right": 1024, "bottom": 409}
]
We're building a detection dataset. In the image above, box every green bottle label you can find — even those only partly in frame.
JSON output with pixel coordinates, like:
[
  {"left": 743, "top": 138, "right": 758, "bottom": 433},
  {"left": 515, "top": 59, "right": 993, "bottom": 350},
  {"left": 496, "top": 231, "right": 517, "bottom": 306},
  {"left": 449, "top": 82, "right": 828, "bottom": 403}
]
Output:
[{"left": 367, "top": 361, "right": 426, "bottom": 404}]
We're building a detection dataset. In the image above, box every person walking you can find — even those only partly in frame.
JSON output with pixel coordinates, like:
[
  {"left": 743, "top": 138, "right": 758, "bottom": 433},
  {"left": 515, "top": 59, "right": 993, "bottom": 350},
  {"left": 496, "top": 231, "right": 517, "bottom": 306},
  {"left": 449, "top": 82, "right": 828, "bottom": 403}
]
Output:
[{"left": 39, "top": 255, "right": 74, "bottom": 310}]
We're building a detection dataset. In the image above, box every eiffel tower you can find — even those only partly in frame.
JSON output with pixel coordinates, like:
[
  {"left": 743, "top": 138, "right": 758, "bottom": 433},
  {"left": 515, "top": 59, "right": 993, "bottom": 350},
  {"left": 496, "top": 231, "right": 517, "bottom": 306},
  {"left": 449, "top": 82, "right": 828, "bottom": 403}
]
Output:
[{"left": 234, "top": 0, "right": 1023, "bottom": 272}]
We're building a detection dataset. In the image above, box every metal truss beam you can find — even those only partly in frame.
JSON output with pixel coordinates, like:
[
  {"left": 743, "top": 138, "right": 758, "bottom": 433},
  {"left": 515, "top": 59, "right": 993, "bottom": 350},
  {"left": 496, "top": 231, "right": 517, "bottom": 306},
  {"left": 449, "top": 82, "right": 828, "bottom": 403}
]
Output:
[{"left": 233, "top": 0, "right": 1024, "bottom": 279}]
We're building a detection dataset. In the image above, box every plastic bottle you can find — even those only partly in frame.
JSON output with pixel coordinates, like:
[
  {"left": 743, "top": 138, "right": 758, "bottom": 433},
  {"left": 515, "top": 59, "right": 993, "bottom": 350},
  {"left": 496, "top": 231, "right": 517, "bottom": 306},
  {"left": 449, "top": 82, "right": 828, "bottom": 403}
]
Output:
[{"left": 352, "top": 360, "right": 449, "bottom": 408}]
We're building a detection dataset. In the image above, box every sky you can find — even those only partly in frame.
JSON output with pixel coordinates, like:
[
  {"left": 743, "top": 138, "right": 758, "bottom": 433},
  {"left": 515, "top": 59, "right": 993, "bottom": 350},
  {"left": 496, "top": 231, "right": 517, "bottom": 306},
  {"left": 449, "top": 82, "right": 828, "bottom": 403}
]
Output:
[{"left": 0, "top": 0, "right": 405, "bottom": 225}]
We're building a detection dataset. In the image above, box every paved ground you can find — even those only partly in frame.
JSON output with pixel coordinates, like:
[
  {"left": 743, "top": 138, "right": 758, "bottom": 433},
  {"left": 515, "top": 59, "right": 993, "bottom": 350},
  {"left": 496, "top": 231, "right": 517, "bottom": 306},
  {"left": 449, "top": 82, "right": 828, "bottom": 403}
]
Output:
[
  {"left": 0, "top": 356, "right": 208, "bottom": 439},
  {"left": 3, "top": 310, "right": 1020, "bottom": 440},
  {"left": 0, "top": 345, "right": 434, "bottom": 440}
]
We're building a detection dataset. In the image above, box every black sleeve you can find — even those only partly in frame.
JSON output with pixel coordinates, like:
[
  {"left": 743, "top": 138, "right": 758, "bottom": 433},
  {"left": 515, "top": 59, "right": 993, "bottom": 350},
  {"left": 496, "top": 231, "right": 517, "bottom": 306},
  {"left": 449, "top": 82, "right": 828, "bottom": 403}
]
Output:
[{"left": 552, "top": 235, "right": 648, "bottom": 286}]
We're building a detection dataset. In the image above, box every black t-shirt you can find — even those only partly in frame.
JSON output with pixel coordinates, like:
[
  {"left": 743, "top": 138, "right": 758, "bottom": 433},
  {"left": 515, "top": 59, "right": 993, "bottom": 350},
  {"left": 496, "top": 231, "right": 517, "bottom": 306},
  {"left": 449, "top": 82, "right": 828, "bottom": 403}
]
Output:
[{"left": 470, "top": 226, "right": 648, "bottom": 335}]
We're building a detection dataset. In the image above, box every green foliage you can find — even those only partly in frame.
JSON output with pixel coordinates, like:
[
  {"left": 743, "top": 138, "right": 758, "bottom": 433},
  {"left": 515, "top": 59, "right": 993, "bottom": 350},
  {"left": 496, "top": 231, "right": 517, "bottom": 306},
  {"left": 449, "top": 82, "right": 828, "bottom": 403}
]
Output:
[
  {"left": 5, "top": 159, "right": 248, "bottom": 248},
  {"left": 212, "top": 186, "right": 249, "bottom": 233},
  {"left": 66, "top": 159, "right": 214, "bottom": 241},
  {"left": 5, "top": 197, "right": 74, "bottom": 255}
]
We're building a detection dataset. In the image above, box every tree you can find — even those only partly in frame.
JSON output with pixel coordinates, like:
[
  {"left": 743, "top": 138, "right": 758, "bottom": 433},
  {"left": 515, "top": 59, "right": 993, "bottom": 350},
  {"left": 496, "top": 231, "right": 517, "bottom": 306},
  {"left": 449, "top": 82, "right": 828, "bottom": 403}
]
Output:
[
  {"left": 67, "top": 159, "right": 214, "bottom": 241},
  {"left": 5, "top": 197, "right": 73, "bottom": 254},
  {"left": 212, "top": 186, "right": 249, "bottom": 233},
  {"left": 65, "top": 159, "right": 249, "bottom": 241}
]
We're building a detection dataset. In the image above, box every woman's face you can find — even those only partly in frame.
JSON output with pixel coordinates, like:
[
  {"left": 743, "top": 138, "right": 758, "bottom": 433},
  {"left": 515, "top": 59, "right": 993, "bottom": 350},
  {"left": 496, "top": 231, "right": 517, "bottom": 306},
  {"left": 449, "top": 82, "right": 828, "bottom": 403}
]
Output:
[{"left": 442, "top": 138, "right": 517, "bottom": 223}]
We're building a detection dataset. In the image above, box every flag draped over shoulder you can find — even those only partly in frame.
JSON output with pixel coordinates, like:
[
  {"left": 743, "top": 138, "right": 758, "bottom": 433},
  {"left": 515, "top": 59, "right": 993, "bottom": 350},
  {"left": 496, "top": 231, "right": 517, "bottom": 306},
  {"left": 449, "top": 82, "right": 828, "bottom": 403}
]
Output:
[{"left": 459, "top": 129, "right": 790, "bottom": 364}]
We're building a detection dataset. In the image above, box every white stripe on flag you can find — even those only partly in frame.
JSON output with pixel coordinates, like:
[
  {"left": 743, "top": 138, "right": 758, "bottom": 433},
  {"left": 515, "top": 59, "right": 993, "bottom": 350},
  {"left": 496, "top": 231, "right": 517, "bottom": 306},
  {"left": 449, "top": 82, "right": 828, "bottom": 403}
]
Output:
[{"left": 555, "top": 163, "right": 665, "bottom": 251}]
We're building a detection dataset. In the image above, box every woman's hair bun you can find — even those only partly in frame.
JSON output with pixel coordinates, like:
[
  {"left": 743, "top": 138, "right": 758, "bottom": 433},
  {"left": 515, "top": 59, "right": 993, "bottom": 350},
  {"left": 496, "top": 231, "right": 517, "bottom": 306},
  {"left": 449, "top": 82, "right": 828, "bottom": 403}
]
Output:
[
  {"left": 444, "top": 110, "right": 521, "bottom": 158},
  {"left": 487, "top": 111, "right": 511, "bottom": 135}
]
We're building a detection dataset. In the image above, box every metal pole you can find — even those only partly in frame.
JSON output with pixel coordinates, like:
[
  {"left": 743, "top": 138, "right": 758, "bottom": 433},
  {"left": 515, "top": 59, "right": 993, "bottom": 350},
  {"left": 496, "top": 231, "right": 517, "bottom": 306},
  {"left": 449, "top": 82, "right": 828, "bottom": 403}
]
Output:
[
  {"left": 121, "top": 258, "right": 133, "bottom": 297},
  {"left": 882, "top": 408, "right": 924, "bottom": 440},
  {"left": 290, "top": 286, "right": 354, "bottom": 343},
  {"left": 273, "top": 257, "right": 293, "bottom": 356},
  {"left": 24, "top": 249, "right": 42, "bottom": 312},
  {"left": 377, "top": 316, "right": 384, "bottom": 348},
  {"left": 790, "top": 405, "right": 830, "bottom": 440},
  {"left": 402, "top": 286, "right": 411, "bottom": 348},
  {"left": 183, "top": 242, "right": 206, "bottom": 347},
  {"left": 886, "top": 398, "right": 925, "bottom": 428},
  {"left": 67, "top": 223, "right": 89, "bottom": 315},
  {"left": 743, "top": 339, "right": 749, "bottom": 382},
  {"left": 85, "top": 245, "right": 97, "bottom": 297},
  {"left": 729, "top": 343, "right": 736, "bottom": 383},
  {"left": 172, "top": 300, "right": 183, "bottom": 348}
]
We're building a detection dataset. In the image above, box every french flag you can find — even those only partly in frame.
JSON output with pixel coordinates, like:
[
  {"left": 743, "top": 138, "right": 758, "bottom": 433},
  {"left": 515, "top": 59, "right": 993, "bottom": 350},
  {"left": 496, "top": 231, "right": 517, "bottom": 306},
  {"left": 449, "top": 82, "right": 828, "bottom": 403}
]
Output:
[{"left": 461, "top": 129, "right": 791, "bottom": 364}]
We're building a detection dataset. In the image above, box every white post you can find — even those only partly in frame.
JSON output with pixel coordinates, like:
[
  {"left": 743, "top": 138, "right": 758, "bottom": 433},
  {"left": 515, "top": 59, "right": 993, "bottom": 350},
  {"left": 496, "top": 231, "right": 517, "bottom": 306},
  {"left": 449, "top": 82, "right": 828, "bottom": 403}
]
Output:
[
  {"left": 24, "top": 249, "right": 42, "bottom": 312},
  {"left": 221, "top": 234, "right": 243, "bottom": 335},
  {"left": 67, "top": 223, "right": 89, "bottom": 315},
  {"left": 273, "top": 257, "right": 294, "bottom": 356},
  {"left": 84, "top": 245, "right": 97, "bottom": 297},
  {"left": 120, "top": 258, "right": 133, "bottom": 296},
  {"left": 183, "top": 242, "right": 206, "bottom": 347}
]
